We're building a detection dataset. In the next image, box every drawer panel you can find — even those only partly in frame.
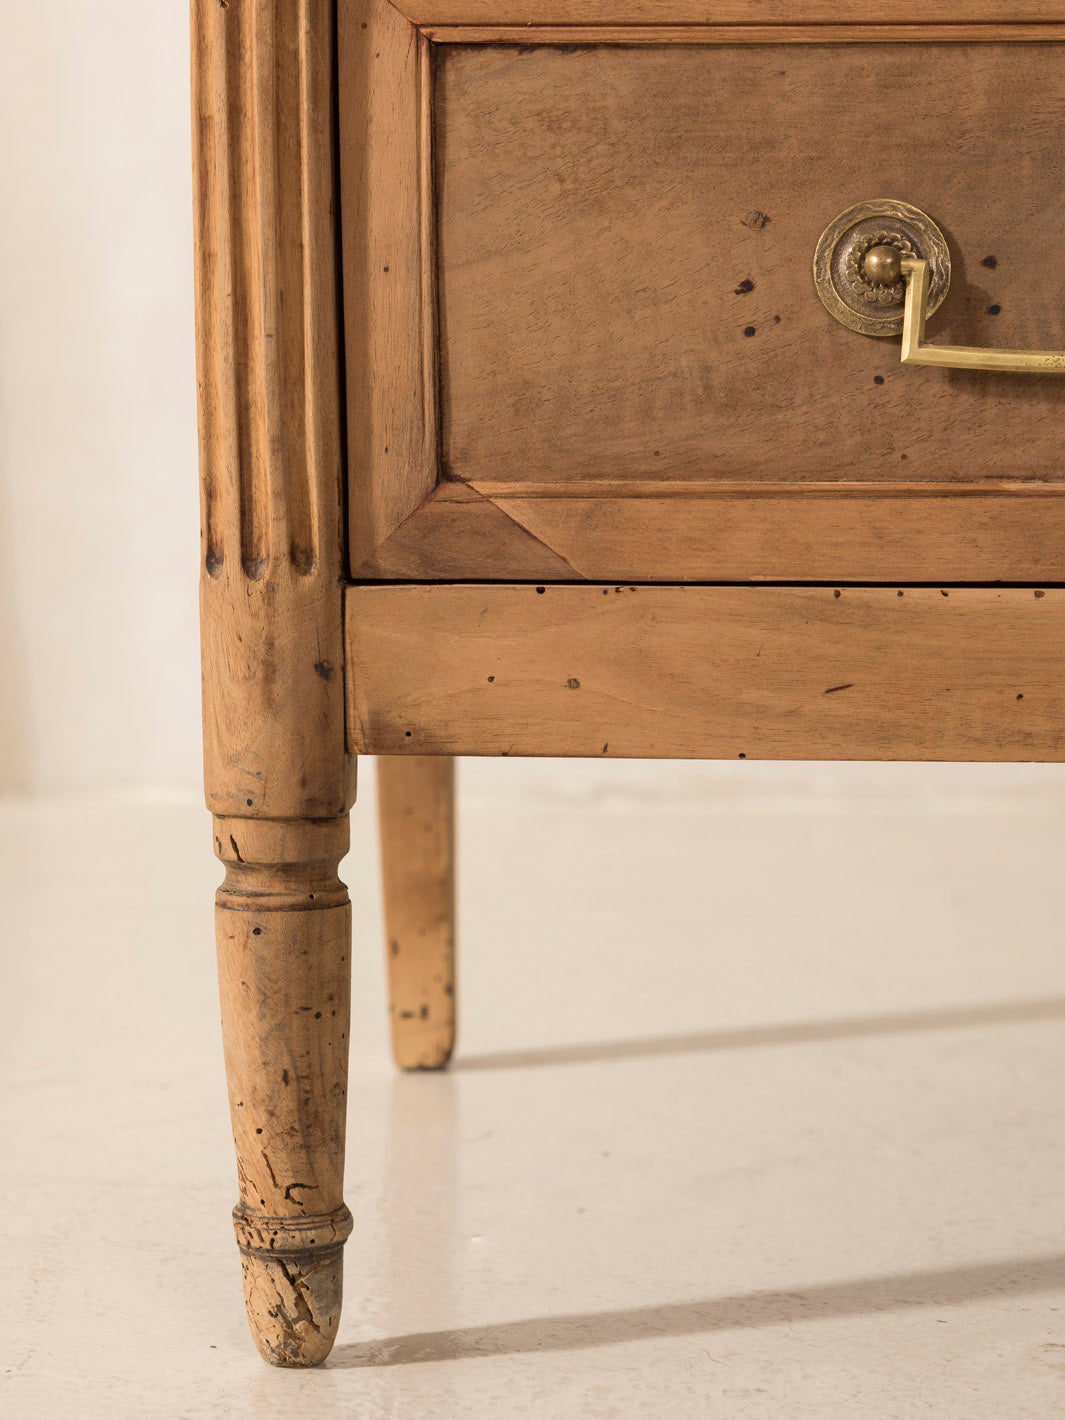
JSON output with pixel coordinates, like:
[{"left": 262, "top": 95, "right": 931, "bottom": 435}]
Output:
[
  {"left": 347, "top": 583, "right": 1065, "bottom": 760},
  {"left": 436, "top": 41, "right": 1065, "bottom": 486},
  {"left": 340, "top": 10, "right": 1065, "bottom": 581}
]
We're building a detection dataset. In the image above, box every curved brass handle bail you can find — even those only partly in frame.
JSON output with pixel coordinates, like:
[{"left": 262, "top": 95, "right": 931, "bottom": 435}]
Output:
[{"left": 900, "top": 258, "right": 1065, "bottom": 373}]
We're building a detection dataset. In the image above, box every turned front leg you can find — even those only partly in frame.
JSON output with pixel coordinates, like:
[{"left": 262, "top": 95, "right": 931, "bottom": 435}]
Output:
[
  {"left": 193, "top": 0, "right": 352, "bottom": 1365},
  {"left": 215, "top": 817, "right": 353, "bottom": 1366}
]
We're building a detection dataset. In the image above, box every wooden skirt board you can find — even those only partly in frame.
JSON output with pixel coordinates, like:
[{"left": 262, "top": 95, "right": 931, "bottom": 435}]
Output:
[
  {"left": 340, "top": 27, "right": 1065, "bottom": 582},
  {"left": 346, "top": 584, "right": 1065, "bottom": 761}
]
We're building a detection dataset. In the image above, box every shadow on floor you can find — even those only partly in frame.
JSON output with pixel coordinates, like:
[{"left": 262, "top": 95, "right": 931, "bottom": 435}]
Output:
[
  {"left": 329, "top": 1254, "right": 1065, "bottom": 1368},
  {"left": 452, "top": 996, "right": 1065, "bottom": 1072}
]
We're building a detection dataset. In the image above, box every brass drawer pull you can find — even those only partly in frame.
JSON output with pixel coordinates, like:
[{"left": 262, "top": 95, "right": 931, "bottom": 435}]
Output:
[
  {"left": 815, "top": 199, "right": 1065, "bottom": 373},
  {"left": 899, "top": 256, "right": 1065, "bottom": 374}
]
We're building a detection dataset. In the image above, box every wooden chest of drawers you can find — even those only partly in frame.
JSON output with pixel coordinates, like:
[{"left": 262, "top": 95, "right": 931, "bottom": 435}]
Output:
[{"left": 192, "top": 0, "right": 1065, "bottom": 1364}]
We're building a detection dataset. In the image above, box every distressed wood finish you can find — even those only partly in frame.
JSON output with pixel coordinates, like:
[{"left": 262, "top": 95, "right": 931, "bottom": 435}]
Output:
[
  {"left": 436, "top": 42, "right": 1065, "bottom": 492},
  {"left": 192, "top": 0, "right": 353, "bottom": 1367},
  {"left": 355, "top": 480, "right": 1065, "bottom": 583},
  {"left": 378, "top": 757, "right": 457, "bottom": 1069},
  {"left": 423, "top": 23, "right": 1065, "bottom": 42},
  {"left": 338, "top": 26, "right": 1065, "bottom": 583},
  {"left": 195, "top": 0, "right": 1065, "bottom": 1365},
  {"left": 352, "top": 481, "right": 578, "bottom": 579},
  {"left": 402, "top": 1, "right": 1065, "bottom": 20},
  {"left": 214, "top": 818, "right": 353, "bottom": 1364},
  {"left": 339, "top": 0, "right": 438, "bottom": 573},
  {"left": 346, "top": 584, "right": 1065, "bottom": 761}
]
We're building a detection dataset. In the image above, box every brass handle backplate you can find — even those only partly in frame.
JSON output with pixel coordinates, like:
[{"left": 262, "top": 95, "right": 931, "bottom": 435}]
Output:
[
  {"left": 813, "top": 199, "right": 950, "bottom": 338},
  {"left": 815, "top": 198, "right": 1065, "bottom": 373}
]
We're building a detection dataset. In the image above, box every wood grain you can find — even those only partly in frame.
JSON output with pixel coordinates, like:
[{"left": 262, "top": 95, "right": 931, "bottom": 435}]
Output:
[
  {"left": 436, "top": 42, "right": 1065, "bottom": 488},
  {"left": 194, "top": 0, "right": 350, "bottom": 819},
  {"left": 476, "top": 482, "right": 1065, "bottom": 583},
  {"left": 378, "top": 757, "right": 457, "bottom": 1069},
  {"left": 353, "top": 480, "right": 1065, "bottom": 582},
  {"left": 339, "top": 0, "right": 438, "bottom": 572},
  {"left": 424, "top": 24, "right": 1065, "bottom": 42},
  {"left": 402, "top": 1, "right": 1065, "bottom": 21},
  {"left": 192, "top": 0, "right": 353, "bottom": 1367},
  {"left": 215, "top": 817, "right": 353, "bottom": 1366},
  {"left": 346, "top": 584, "right": 1065, "bottom": 761},
  {"left": 352, "top": 481, "right": 579, "bottom": 578}
]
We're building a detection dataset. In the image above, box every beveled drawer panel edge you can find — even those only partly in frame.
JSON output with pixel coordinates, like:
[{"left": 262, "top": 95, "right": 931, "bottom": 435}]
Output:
[{"left": 351, "top": 481, "right": 1065, "bottom": 584}]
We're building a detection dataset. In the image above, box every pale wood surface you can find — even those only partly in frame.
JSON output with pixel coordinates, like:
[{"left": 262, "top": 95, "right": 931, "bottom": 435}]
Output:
[
  {"left": 215, "top": 817, "right": 353, "bottom": 1365},
  {"left": 347, "top": 584, "right": 1065, "bottom": 761},
  {"left": 194, "top": 0, "right": 350, "bottom": 819},
  {"left": 402, "top": 1, "right": 1065, "bottom": 21},
  {"left": 339, "top": 0, "right": 439, "bottom": 573},
  {"left": 352, "top": 481, "right": 577, "bottom": 579},
  {"left": 482, "top": 482, "right": 1065, "bottom": 584},
  {"left": 424, "top": 23, "right": 1065, "bottom": 41},
  {"left": 193, "top": 0, "right": 354, "bottom": 1367},
  {"left": 193, "top": 0, "right": 1065, "bottom": 1370},
  {"left": 355, "top": 480, "right": 1065, "bottom": 582},
  {"left": 436, "top": 42, "right": 1065, "bottom": 488},
  {"left": 378, "top": 757, "right": 457, "bottom": 1069}
]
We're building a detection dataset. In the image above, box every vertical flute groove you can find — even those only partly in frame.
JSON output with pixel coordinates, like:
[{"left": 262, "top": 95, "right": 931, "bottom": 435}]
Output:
[
  {"left": 287, "top": 0, "right": 317, "bottom": 575},
  {"left": 193, "top": 4, "right": 227, "bottom": 576},
  {"left": 242, "top": 0, "right": 271, "bottom": 578},
  {"left": 297, "top": 0, "right": 322, "bottom": 575}
]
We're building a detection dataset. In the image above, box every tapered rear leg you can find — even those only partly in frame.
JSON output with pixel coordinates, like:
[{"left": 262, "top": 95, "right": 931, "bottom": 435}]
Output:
[{"left": 378, "top": 756, "right": 457, "bottom": 1069}]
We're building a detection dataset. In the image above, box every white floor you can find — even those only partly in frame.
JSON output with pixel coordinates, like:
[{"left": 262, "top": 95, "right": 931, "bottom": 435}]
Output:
[{"left": 5, "top": 761, "right": 1065, "bottom": 1419}]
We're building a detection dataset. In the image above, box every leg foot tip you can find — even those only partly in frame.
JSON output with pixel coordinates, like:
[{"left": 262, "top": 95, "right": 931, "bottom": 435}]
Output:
[
  {"left": 392, "top": 1027, "right": 455, "bottom": 1071},
  {"left": 397, "top": 1050, "right": 454, "bottom": 1071},
  {"left": 240, "top": 1247, "right": 345, "bottom": 1367}
]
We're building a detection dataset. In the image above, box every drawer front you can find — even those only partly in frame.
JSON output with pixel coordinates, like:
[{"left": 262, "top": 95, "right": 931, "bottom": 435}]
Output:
[
  {"left": 340, "top": 12, "right": 1065, "bottom": 581},
  {"left": 437, "top": 42, "right": 1064, "bottom": 486}
]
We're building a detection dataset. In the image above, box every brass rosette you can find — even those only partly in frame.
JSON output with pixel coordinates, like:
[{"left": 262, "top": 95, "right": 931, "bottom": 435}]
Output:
[{"left": 813, "top": 199, "right": 951, "bottom": 337}]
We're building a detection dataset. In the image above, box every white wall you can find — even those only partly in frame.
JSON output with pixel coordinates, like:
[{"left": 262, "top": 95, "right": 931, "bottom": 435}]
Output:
[{"left": 0, "top": 4, "right": 201, "bottom": 794}]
